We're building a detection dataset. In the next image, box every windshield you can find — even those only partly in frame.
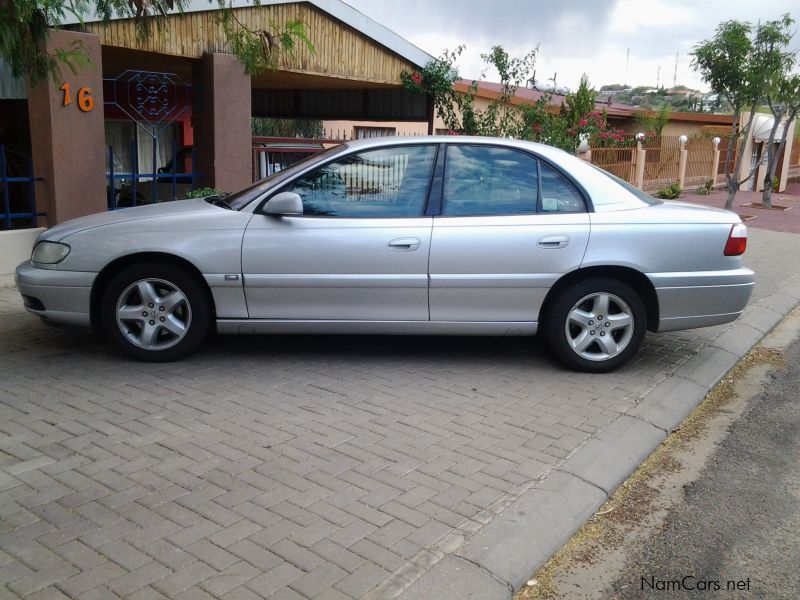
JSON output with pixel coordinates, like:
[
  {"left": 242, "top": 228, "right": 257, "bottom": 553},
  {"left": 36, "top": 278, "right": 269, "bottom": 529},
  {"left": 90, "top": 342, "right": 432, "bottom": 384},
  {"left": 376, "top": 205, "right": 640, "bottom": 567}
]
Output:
[{"left": 226, "top": 144, "right": 347, "bottom": 210}]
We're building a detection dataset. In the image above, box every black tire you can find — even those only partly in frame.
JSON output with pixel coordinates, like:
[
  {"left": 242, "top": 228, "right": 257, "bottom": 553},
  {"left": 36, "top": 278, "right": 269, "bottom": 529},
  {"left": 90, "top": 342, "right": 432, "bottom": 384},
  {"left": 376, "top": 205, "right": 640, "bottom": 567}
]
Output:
[
  {"left": 100, "top": 261, "right": 210, "bottom": 361},
  {"left": 543, "top": 277, "right": 646, "bottom": 373}
]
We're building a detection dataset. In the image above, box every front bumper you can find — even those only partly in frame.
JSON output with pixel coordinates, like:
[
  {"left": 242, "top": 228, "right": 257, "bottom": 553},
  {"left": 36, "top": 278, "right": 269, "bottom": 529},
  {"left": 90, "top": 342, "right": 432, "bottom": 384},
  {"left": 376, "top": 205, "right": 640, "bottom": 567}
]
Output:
[
  {"left": 649, "top": 267, "right": 755, "bottom": 332},
  {"left": 15, "top": 261, "right": 96, "bottom": 328}
]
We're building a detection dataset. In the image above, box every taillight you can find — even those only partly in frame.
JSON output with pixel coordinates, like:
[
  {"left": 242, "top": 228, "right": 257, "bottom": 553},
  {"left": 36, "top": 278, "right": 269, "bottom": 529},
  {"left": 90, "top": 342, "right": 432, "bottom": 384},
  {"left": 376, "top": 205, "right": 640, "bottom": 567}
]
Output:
[{"left": 724, "top": 223, "right": 747, "bottom": 256}]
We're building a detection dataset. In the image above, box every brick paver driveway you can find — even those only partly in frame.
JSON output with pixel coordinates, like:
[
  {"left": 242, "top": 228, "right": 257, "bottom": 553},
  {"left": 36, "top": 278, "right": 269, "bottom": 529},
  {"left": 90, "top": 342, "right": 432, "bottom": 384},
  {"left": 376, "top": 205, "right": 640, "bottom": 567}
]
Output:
[{"left": 1, "top": 228, "right": 798, "bottom": 599}]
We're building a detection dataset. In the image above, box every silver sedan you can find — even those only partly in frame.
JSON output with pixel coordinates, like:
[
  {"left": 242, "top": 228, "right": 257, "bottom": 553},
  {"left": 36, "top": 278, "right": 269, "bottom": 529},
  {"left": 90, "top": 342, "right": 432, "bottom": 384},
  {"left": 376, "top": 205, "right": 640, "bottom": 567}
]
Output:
[{"left": 15, "top": 136, "right": 754, "bottom": 372}]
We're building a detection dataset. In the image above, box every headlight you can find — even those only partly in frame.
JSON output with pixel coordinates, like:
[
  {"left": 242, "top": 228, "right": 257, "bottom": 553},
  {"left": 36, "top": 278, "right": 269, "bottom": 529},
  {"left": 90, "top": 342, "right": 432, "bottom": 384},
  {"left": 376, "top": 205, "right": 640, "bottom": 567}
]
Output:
[{"left": 32, "top": 241, "right": 71, "bottom": 264}]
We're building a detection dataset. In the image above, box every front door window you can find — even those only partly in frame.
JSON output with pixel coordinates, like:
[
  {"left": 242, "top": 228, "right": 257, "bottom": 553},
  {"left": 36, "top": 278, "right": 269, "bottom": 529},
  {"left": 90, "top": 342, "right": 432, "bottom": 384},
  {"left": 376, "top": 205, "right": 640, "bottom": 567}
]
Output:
[{"left": 280, "top": 145, "right": 437, "bottom": 217}]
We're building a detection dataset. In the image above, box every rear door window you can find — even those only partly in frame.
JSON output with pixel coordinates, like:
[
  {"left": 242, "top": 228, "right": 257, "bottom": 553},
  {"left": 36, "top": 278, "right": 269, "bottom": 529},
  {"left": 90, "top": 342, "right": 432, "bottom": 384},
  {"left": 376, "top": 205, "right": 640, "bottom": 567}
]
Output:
[{"left": 442, "top": 145, "right": 538, "bottom": 216}]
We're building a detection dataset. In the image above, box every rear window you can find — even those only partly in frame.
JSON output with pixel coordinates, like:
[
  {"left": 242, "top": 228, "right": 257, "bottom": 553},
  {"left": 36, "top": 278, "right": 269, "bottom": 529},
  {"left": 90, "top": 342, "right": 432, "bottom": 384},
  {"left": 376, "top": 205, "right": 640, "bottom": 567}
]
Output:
[{"left": 592, "top": 166, "right": 662, "bottom": 206}]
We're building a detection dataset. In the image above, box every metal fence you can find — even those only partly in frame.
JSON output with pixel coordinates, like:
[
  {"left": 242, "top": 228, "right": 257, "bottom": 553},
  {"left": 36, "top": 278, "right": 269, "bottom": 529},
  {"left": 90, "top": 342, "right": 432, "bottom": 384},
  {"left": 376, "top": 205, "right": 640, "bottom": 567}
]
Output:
[
  {"left": 0, "top": 144, "right": 44, "bottom": 230},
  {"left": 589, "top": 146, "right": 636, "bottom": 182},
  {"left": 589, "top": 135, "right": 722, "bottom": 192},
  {"left": 107, "top": 141, "right": 197, "bottom": 209},
  {"left": 642, "top": 136, "right": 681, "bottom": 191},
  {"left": 685, "top": 137, "right": 715, "bottom": 188}
]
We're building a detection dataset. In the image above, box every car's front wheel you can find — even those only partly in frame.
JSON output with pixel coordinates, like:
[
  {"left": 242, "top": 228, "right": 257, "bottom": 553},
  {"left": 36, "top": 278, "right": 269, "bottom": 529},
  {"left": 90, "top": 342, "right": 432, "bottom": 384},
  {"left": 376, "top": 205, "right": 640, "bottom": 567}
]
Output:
[
  {"left": 543, "top": 277, "right": 646, "bottom": 372},
  {"left": 100, "top": 262, "right": 210, "bottom": 361}
]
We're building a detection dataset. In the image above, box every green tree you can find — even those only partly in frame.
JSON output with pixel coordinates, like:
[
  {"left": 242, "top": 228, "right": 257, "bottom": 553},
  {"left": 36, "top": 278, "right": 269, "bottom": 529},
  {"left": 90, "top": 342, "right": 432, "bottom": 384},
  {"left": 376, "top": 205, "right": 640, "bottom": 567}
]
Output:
[
  {"left": 761, "top": 73, "right": 800, "bottom": 206},
  {"left": 400, "top": 45, "right": 537, "bottom": 138},
  {"left": 521, "top": 75, "right": 626, "bottom": 153},
  {"left": 474, "top": 45, "right": 537, "bottom": 137},
  {"left": 0, "top": 1, "right": 313, "bottom": 85},
  {"left": 519, "top": 94, "right": 568, "bottom": 149},
  {"left": 691, "top": 16, "right": 794, "bottom": 209},
  {"left": 402, "top": 49, "right": 625, "bottom": 154},
  {"left": 400, "top": 46, "right": 467, "bottom": 132},
  {"left": 755, "top": 15, "right": 797, "bottom": 207},
  {"left": 562, "top": 74, "right": 597, "bottom": 129}
]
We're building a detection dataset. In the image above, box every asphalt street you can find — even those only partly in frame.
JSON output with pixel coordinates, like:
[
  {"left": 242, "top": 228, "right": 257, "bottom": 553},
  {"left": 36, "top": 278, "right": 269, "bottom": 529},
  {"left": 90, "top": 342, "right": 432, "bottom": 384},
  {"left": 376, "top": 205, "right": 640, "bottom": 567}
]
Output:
[{"left": 609, "top": 334, "right": 800, "bottom": 599}]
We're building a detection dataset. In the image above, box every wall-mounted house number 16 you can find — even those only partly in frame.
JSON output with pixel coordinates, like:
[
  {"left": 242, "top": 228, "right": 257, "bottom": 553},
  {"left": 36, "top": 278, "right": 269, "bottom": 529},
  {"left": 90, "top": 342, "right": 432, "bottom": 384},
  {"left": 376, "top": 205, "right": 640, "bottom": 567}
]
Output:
[{"left": 59, "top": 83, "right": 95, "bottom": 112}]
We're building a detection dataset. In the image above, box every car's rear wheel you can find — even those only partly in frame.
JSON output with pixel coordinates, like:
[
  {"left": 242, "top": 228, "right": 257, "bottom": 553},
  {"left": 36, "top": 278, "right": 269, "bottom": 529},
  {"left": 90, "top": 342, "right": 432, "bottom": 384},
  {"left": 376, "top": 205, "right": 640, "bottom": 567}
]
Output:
[
  {"left": 543, "top": 277, "right": 646, "bottom": 372},
  {"left": 100, "top": 262, "right": 210, "bottom": 361}
]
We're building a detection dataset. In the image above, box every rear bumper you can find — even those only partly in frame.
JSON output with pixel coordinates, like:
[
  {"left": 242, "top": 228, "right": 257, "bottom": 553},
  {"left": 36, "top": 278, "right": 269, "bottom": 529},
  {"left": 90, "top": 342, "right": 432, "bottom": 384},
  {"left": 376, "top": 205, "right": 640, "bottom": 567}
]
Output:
[
  {"left": 649, "top": 268, "right": 755, "bottom": 332},
  {"left": 15, "top": 261, "right": 95, "bottom": 328}
]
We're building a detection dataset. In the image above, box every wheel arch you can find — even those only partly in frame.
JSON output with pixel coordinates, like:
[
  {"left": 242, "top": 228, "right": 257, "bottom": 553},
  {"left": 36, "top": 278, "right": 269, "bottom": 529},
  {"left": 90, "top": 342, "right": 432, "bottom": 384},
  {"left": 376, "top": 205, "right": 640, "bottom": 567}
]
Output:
[
  {"left": 90, "top": 252, "right": 216, "bottom": 332},
  {"left": 541, "top": 266, "right": 659, "bottom": 332}
]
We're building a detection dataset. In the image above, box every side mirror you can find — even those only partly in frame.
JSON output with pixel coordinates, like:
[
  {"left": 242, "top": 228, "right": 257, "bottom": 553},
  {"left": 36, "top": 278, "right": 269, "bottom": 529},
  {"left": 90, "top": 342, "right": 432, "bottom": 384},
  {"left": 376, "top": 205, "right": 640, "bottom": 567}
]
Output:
[{"left": 264, "top": 191, "right": 303, "bottom": 216}]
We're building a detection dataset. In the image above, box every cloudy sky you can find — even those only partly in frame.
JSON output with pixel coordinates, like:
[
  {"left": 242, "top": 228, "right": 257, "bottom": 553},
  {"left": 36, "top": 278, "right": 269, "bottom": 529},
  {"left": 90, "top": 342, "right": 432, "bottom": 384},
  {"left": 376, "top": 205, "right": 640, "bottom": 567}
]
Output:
[{"left": 343, "top": 0, "right": 799, "bottom": 92}]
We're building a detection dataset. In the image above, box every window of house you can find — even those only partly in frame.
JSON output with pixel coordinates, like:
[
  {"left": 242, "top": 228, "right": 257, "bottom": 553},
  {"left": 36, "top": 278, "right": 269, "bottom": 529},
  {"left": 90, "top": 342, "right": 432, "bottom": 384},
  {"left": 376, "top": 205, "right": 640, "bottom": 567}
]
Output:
[
  {"left": 354, "top": 126, "right": 397, "bottom": 139},
  {"left": 105, "top": 120, "right": 178, "bottom": 181},
  {"left": 281, "top": 145, "right": 436, "bottom": 217},
  {"left": 442, "top": 145, "right": 539, "bottom": 216}
]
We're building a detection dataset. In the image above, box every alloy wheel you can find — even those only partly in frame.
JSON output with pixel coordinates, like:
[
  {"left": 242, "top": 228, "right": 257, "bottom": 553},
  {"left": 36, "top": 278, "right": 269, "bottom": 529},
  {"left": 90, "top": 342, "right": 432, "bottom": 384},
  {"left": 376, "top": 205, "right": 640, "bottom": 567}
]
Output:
[
  {"left": 564, "top": 292, "right": 635, "bottom": 362},
  {"left": 115, "top": 278, "right": 192, "bottom": 351}
]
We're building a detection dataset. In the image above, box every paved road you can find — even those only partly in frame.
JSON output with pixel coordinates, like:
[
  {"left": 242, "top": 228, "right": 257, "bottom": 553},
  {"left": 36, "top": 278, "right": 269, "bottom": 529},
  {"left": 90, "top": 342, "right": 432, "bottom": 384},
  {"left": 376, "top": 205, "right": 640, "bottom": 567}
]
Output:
[
  {"left": 609, "top": 333, "right": 800, "bottom": 600},
  {"left": 0, "top": 227, "right": 798, "bottom": 599}
]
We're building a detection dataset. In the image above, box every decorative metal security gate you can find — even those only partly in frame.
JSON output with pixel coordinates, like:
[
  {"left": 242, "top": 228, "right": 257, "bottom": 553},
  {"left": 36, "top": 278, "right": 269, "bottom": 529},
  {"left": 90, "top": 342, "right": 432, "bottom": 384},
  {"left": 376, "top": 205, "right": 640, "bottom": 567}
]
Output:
[{"left": 103, "top": 71, "right": 198, "bottom": 209}]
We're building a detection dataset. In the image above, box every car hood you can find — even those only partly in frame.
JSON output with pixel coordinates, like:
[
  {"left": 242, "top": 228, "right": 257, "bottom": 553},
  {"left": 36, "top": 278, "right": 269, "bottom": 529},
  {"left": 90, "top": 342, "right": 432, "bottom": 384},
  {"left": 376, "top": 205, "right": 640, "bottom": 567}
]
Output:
[{"left": 39, "top": 199, "right": 226, "bottom": 242}]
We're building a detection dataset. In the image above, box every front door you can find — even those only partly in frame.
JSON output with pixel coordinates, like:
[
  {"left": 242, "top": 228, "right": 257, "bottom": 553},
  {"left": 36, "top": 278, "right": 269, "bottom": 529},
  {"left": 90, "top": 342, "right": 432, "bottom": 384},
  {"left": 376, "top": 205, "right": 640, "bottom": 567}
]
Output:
[{"left": 242, "top": 144, "right": 437, "bottom": 321}]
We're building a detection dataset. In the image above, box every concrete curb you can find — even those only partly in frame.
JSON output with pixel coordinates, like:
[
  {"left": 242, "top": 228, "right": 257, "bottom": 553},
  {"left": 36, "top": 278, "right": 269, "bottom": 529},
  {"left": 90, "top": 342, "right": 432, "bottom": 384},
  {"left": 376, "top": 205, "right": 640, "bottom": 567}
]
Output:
[
  {"left": 455, "top": 471, "right": 605, "bottom": 593},
  {"left": 397, "top": 278, "right": 800, "bottom": 599}
]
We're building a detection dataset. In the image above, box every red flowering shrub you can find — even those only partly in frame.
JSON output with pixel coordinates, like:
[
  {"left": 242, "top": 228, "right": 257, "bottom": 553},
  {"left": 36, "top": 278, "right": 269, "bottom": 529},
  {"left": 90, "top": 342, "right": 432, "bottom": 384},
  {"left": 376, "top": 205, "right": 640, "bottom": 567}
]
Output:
[{"left": 573, "top": 112, "right": 631, "bottom": 148}]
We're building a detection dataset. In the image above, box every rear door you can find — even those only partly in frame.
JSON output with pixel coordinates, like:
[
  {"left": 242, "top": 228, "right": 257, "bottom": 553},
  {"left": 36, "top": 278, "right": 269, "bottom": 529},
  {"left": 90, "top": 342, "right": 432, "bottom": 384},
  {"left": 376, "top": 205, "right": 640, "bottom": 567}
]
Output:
[{"left": 428, "top": 144, "right": 590, "bottom": 322}]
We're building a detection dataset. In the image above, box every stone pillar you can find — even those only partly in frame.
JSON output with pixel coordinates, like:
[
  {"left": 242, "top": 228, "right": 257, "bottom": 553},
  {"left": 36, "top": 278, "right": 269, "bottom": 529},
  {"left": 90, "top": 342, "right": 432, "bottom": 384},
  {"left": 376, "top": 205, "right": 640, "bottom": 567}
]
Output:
[
  {"left": 27, "top": 30, "right": 106, "bottom": 226},
  {"left": 711, "top": 138, "right": 720, "bottom": 187},
  {"left": 634, "top": 142, "right": 646, "bottom": 190},
  {"left": 193, "top": 53, "right": 252, "bottom": 193},
  {"left": 678, "top": 138, "right": 688, "bottom": 189}
]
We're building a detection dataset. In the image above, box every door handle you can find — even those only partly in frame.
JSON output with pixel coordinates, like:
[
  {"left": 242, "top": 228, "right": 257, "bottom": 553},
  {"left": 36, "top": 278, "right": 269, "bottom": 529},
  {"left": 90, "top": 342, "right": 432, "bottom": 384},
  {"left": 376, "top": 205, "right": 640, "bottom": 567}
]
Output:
[
  {"left": 538, "top": 235, "right": 570, "bottom": 249},
  {"left": 388, "top": 237, "right": 421, "bottom": 251}
]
